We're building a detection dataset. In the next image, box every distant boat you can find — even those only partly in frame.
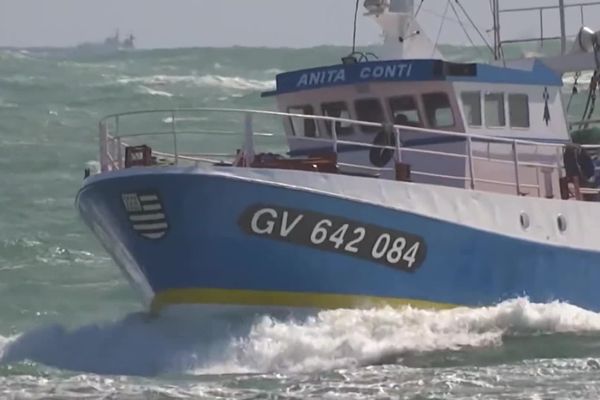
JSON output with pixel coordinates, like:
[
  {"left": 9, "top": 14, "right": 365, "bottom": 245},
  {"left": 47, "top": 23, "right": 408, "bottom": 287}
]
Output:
[{"left": 73, "top": 31, "right": 135, "bottom": 57}]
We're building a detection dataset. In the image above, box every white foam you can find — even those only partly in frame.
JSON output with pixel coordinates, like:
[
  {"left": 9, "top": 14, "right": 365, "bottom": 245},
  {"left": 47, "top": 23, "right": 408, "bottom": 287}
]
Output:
[
  {"left": 563, "top": 71, "right": 594, "bottom": 87},
  {"left": 0, "top": 98, "right": 18, "bottom": 109},
  {"left": 137, "top": 85, "right": 174, "bottom": 97},
  {"left": 201, "top": 298, "right": 600, "bottom": 374},
  {"left": 117, "top": 74, "right": 274, "bottom": 91},
  {"left": 2, "top": 299, "right": 600, "bottom": 376}
]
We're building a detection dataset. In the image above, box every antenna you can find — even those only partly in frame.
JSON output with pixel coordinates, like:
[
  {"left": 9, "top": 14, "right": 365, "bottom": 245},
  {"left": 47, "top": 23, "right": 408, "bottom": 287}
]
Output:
[{"left": 352, "top": 0, "right": 360, "bottom": 54}]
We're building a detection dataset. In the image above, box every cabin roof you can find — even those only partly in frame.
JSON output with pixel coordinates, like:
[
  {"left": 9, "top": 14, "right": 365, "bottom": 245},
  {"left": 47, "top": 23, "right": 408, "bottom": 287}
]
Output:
[{"left": 261, "top": 59, "right": 563, "bottom": 97}]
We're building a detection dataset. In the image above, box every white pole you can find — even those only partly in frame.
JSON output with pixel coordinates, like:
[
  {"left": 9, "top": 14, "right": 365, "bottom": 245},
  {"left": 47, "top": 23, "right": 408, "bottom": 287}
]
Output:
[
  {"left": 99, "top": 122, "right": 108, "bottom": 172},
  {"left": 559, "top": 0, "right": 567, "bottom": 55},
  {"left": 243, "top": 113, "right": 255, "bottom": 167}
]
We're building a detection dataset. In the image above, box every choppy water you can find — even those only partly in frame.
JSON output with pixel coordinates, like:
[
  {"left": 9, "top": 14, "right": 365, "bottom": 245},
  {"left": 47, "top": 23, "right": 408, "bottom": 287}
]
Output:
[{"left": 2, "top": 45, "right": 600, "bottom": 399}]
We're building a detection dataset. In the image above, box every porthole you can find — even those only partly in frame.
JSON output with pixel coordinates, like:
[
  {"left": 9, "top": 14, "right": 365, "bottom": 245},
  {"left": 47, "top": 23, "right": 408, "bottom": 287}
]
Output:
[
  {"left": 557, "top": 214, "right": 567, "bottom": 233},
  {"left": 519, "top": 212, "right": 530, "bottom": 230}
]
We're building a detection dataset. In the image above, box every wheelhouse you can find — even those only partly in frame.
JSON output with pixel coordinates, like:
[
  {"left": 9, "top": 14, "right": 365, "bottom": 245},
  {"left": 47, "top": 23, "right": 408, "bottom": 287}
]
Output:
[{"left": 262, "top": 59, "right": 570, "bottom": 196}]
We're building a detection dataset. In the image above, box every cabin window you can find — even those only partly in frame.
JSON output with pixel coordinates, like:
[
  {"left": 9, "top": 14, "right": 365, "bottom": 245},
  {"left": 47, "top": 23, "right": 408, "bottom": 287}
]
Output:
[
  {"left": 389, "top": 96, "right": 422, "bottom": 127},
  {"left": 355, "top": 98, "right": 385, "bottom": 133},
  {"left": 322, "top": 102, "right": 353, "bottom": 137},
  {"left": 288, "top": 106, "right": 317, "bottom": 137},
  {"left": 485, "top": 92, "right": 506, "bottom": 127},
  {"left": 423, "top": 92, "right": 455, "bottom": 128},
  {"left": 508, "top": 94, "right": 530, "bottom": 128},
  {"left": 461, "top": 92, "right": 482, "bottom": 127}
]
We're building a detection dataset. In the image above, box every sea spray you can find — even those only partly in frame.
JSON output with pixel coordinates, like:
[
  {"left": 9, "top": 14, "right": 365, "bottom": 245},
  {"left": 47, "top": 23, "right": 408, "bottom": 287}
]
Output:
[{"left": 3, "top": 299, "right": 600, "bottom": 377}]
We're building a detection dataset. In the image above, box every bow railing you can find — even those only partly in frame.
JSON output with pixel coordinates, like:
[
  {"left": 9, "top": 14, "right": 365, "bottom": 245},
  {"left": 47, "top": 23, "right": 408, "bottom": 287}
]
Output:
[{"left": 97, "top": 107, "right": 583, "bottom": 199}]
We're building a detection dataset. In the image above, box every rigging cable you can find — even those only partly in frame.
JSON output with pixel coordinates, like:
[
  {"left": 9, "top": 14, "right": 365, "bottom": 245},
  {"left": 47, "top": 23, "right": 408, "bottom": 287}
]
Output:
[
  {"left": 403, "top": 0, "right": 425, "bottom": 42},
  {"left": 454, "top": 0, "right": 495, "bottom": 58},
  {"left": 579, "top": 44, "right": 600, "bottom": 129},
  {"left": 582, "top": 71, "right": 600, "bottom": 130},
  {"left": 448, "top": 1, "right": 477, "bottom": 50},
  {"left": 432, "top": 0, "right": 451, "bottom": 57},
  {"left": 487, "top": 0, "right": 504, "bottom": 60}
]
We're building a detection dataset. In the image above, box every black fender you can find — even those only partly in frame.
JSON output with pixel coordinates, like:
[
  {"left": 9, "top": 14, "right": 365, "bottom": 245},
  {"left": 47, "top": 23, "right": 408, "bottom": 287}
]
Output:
[{"left": 369, "top": 129, "right": 396, "bottom": 168}]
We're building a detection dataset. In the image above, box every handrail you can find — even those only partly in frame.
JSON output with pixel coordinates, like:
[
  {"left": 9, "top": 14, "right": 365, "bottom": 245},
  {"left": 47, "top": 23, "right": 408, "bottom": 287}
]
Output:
[
  {"left": 570, "top": 118, "right": 600, "bottom": 129},
  {"left": 500, "top": 2, "right": 600, "bottom": 13},
  {"left": 98, "top": 107, "right": 576, "bottom": 198},
  {"left": 102, "top": 107, "right": 570, "bottom": 149},
  {"left": 497, "top": 1, "right": 600, "bottom": 56}
]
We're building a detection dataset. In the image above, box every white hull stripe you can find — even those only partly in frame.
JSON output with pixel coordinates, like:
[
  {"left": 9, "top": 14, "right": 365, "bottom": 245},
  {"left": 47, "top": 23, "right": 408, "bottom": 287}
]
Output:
[
  {"left": 139, "top": 194, "right": 159, "bottom": 202},
  {"left": 142, "top": 203, "right": 162, "bottom": 212},
  {"left": 129, "top": 213, "right": 166, "bottom": 222},
  {"left": 133, "top": 222, "right": 168, "bottom": 231},
  {"left": 122, "top": 192, "right": 169, "bottom": 240},
  {"left": 142, "top": 232, "right": 166, "bottom": 239}
]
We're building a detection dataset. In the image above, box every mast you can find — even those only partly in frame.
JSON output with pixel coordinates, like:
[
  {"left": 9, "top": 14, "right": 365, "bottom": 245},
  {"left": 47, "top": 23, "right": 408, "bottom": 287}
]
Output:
[
  {"left": 364, "top": 0, "right": 442, "bottom": 60},
  {"left": 559, "top": 0, "right": 567, "bottom": 55},
  {"left": 492, "top": 0, "right": 501, "bottom": 60},
  {"left": 364, "top": 0, "right": 415, "bottom": 59}
]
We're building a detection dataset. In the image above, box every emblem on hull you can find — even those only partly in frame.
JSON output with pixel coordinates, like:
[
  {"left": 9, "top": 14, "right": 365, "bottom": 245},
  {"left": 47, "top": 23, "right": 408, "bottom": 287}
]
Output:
[{"left": 121, "top": 192, "right": 168, "bottom": 239}]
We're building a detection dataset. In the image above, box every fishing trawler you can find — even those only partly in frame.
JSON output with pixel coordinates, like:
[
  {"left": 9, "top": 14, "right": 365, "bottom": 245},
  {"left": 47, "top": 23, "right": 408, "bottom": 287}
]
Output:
[
  {"left": 74, "top": 30, "right": 135, "bottom": 57},
  {"left": 78, "top": 0, "right": 600, "bottom": 314}
]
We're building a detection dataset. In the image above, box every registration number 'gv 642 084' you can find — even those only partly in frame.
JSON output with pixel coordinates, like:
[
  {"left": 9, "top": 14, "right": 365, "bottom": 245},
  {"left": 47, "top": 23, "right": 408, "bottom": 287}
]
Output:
[{"left": 238, "top": 205, "right": 427, "bottom": 272}]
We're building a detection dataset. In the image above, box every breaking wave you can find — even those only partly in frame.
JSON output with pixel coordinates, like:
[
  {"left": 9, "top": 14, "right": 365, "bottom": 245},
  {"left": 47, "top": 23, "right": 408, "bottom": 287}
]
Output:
[
  {"left": 137, "top": 85, "right": 174, "bottom": 98},
  {"left": 2, "top": 299, "right": 600, "bottom": 377},
  {"left": 117, "top": 74, "right": 275, "bottom": 91}
]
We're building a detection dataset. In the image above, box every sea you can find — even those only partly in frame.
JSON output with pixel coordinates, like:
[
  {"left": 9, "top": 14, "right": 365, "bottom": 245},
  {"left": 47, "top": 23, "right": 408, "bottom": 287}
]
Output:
[{"left": 1, "top": 45, "right": 600, "bottom": 399}]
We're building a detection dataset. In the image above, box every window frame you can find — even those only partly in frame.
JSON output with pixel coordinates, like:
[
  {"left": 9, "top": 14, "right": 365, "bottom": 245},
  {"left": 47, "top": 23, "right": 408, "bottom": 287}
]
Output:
[
  {"left": 484, "top": 92, "right": 506, "bottom": 128},
  {"left": 460, "top": 91, "right": 483, "bottom": 128},
  {"left": 321, "top": 101, "right": 355, "bottom": 137},
  {"left": 354, "top": 98, "right": 386, "bottom": 133},
  {"left": 387, "top": 95, "right": 423, "bottom": 128},
  {"left": 422, "top": 92, "right": 456, "bottom": 129},
  {"left": 287, "top": 105, "right": 317, "bottom": 137},
  {"left": 508, "top": 93, "right": 530, "bottom": 129}
]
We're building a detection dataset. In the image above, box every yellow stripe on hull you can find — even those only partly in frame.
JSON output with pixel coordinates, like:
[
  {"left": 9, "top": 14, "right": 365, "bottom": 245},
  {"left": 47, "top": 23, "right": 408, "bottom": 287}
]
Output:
[{"left": 150, "top": 288, "right": 459, "bottom": 313}]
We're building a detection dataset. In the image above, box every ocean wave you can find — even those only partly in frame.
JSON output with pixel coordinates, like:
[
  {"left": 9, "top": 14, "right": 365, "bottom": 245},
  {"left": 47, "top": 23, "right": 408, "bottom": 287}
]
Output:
[
  {"left": 2, "top": 298, "right": 600, "bottom": 377},
  {"left": 137, "top": 85, "right": 174, "bottom": 98},
  {"left": 117, "top": 74, "right": 275, "bottom": 91},
  {"left": 0, "top": 97, "right": 18, "bottom": 109}
]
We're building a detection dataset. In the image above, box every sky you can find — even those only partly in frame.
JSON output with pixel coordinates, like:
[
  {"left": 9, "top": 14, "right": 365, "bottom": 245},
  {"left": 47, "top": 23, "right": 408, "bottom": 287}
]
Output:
[{"left": 1, "top": 0, "right": 600, "bottom": 49}]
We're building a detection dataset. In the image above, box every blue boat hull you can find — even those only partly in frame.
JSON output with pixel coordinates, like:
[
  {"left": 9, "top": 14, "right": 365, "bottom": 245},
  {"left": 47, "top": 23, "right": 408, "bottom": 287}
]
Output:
[{"left": 76, "top": 167, "right": 600, "bottom": 313}]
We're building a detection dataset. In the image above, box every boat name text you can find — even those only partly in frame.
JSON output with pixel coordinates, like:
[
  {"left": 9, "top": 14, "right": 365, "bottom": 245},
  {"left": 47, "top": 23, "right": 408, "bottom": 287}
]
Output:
[
  {"left": 239, "top": 205, "right": 426, "bottom": 272},
  {"left": 295, "top": 63, "right": 414, "bottom": 89}
]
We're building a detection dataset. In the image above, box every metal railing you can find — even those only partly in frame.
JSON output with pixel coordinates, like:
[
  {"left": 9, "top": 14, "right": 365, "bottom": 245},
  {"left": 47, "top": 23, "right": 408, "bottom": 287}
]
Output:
[
  {"left": 498, "top": 1, "right": 600, "bottom": 54},
  {"left": 98, "top": 108, "right": 575, "bottom": 198}
]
